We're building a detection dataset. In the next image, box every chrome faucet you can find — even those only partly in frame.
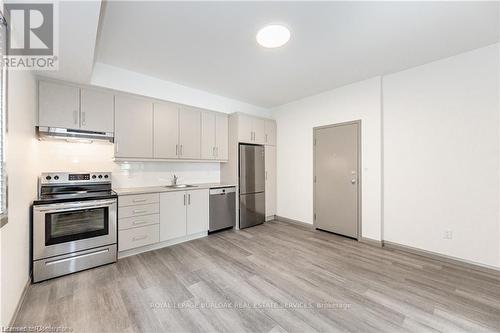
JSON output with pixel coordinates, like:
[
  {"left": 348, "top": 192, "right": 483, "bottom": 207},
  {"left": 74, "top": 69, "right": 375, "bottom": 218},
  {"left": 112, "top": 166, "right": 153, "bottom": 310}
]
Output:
[{"left": 172, "top": 174, "right": 178, "bottom": 185}]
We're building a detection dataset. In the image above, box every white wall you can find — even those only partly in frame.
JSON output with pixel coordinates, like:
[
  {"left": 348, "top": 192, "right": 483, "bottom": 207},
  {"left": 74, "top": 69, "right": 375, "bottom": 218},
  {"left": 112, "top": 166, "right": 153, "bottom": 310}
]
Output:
[
  {"left": 91, "top": 62, "right": 271, "bottom": 117},
  {"left": 272, "top": 77, "right": 382, "bottom": 241},
  {"left": 383, "top": 44, "right": 500, "bottom": 268},
  {"left": 0, "top": 70, "right": 38, "bottom": 326}
]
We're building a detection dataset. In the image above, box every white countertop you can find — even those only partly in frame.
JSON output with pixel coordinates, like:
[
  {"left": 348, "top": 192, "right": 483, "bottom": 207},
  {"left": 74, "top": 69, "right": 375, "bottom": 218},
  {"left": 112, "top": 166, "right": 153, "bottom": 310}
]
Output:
[{"left": 113, "top": 182, "right": 237, "bottom": 196}]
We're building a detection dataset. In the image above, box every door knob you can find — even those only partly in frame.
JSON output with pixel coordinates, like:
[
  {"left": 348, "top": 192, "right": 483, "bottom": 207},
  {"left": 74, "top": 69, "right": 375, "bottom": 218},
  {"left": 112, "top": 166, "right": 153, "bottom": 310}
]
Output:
[{"left": 351, "top": 179, "right": 356, "bottom": 184}]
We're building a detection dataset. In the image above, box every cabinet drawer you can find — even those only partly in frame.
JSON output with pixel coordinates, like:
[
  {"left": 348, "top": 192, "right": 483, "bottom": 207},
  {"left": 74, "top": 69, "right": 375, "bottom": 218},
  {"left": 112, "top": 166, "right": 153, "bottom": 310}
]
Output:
[
  {"left": 119, "top": 203, "right": 159, "bottom": 218},
  {"left": 119, "top": 214, "right": 159, "bottom": 231},
  {"left": 119, "top": 224, "right": 159, "bottom": 251},
  {"left": 119, "top": 193, "right": 159, "bottom": 207}
]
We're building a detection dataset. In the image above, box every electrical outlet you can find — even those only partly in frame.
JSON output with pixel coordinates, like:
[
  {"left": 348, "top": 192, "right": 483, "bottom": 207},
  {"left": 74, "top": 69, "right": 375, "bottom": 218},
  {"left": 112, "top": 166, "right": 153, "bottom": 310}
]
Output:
[{"left": 444, "top": 229, "right": 453, "bottom": 240}]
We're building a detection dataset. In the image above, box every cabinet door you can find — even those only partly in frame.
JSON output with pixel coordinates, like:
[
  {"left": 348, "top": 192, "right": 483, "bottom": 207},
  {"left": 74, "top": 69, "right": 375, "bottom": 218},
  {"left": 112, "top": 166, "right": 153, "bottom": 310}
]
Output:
[
  {"left": 80, "top": 88, "right": 114, "bottom": 133},
  {"left": 154, "top": 102, "right": 179, "bottom": 159},
  {"left": 38, "top": 81, "right": 80, "bottom": 130},
  {"left": 215, "top": 113, "right": 228, "bottom": 160},
  {"left": 201, "top": 111, "right": 216, "bottom": 160},
  {"left": 160, "top": 191, "right": 187, "bottom": 241},
  {"left": 265, "top": 146, "right": 277, "bottom": 218},
  {"left": 186, "top": 189, "right": 209, "bottom": 235},
  {"left": 179, "top": 106, "right": 201, "bottom": 159},
  {"left": 237, "top": 114, "right": 253, "bottom": 143},
  {"left": 114, "top": 95, "right": 153, "bottom": 158},
  {"left": 253, "top": 117, "right": 266, "bottom": 144},
  {"left": 264, "top": 120, "right": 276, "bottom": 146}
]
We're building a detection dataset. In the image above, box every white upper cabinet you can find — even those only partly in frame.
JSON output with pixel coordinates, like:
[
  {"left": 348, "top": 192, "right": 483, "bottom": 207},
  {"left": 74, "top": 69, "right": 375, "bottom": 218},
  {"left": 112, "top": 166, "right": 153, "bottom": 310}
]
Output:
[
  {"left": 201, "top": 111, "right": 216, "bottom": 160},
  {"left": 253, "top": 117, "right": 266, "bottom": 144},
  {"left": 114, "top": 95, "right": 153, "bottom": 158},
  {"left": 215, "top": 113, "right": 228, "bottom": 160},
  {"left": 237, "top": 114, "right": 254, "bottom": 143},
  {"left": 264, "top": 119, "right": 276, "bottom": 146},
  {"left": 154, "top": 102, "right": 179, "bottom": 159},
  {"left": 38, "top": 81, "right": 80, "bottom": 130},
  {"left": 236, "top": 113, "right": 272, "bottom": 145},
  {"left": 38, "top": 80, "right": 114, "bottom": 133},
  {"left": 201, "top": 111, "right": 228, "bottom": 160},
  {"left": 80, "top": 88, "right": 114, "bottom": 133},
  {"left": 179, "top": 106, "right": 201, "bottom": 159}
]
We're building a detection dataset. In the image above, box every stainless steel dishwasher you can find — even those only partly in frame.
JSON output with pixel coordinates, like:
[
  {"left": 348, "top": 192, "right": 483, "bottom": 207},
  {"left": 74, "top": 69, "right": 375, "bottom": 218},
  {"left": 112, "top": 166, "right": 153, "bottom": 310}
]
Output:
[{"left": 209, "top": 187, "right": 236, "bottom": 233}]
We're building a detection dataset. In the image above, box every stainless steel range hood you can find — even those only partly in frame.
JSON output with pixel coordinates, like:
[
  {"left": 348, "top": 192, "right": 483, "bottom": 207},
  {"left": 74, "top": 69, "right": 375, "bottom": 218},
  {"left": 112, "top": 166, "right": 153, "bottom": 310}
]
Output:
[{"left": 37, "top": 127, "right": 114, "bottom": 143}]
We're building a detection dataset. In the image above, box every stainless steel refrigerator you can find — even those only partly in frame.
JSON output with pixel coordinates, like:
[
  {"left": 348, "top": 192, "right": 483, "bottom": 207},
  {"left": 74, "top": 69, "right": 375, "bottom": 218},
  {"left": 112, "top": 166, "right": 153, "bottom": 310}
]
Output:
[{"left": 239, "top": 144, "right": 265, "bottom": 229}]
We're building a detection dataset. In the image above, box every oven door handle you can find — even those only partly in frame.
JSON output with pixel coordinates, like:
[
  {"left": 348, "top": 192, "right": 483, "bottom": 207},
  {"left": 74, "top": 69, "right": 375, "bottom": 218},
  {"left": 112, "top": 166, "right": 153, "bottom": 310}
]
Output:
[
  {"left": 45, "top": 248, "right": 110, "bottom": 266},
  {"left": 34, "top": 199, "right": 117, "bottom": 212}
]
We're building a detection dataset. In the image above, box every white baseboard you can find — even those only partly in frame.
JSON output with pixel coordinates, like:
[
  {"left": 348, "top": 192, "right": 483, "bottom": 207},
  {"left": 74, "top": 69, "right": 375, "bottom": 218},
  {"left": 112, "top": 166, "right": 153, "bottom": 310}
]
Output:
[
  {"left": 8, "top": 278, "right": 31, "bottom": 327},
  {"left": 118, "top": 232, "right": 208, "bottom": 259}
]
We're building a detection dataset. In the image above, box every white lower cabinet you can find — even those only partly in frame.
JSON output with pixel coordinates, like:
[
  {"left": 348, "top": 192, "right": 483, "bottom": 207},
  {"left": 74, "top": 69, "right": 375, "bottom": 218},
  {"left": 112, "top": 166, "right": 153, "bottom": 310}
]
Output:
[
  {"left": 119, "top": 225, "right": 159, "bottom": 251},
  {"left": 160, "top": 191, "right": 188, "bottom": 241},
  {"left": 118, "top": 189, "right": 209, "bottom": 252},
  {"left": 186, "top": 189, "right": 209, "bottom": 234},
  {"left": 160, "top": 189, "right": 209, "bottom": 242}
]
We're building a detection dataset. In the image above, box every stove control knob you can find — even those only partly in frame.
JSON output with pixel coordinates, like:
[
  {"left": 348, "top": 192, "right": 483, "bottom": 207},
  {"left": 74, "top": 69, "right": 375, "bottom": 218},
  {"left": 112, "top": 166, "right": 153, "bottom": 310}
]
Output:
[
  {"left": 45, "top": 176, "right": 51, "bottom": 180},
  {"left": 54, "top": 175, "right": 59, "bottom": 180},
  {"left": 92, "top": 175, "right": 97, "bottom": 179},
  {"left": 98, "top": 175, "right": 103, "bottom": 179},
  {"left": 104, "top": 175, "right": 109, "bottom": 179}
]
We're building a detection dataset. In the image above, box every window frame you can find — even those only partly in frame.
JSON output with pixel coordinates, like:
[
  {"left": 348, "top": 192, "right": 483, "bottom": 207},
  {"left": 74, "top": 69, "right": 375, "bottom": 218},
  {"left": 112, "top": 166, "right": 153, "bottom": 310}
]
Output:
[{"left": 0, "top": 9, "right": 8, "bottom": 228}]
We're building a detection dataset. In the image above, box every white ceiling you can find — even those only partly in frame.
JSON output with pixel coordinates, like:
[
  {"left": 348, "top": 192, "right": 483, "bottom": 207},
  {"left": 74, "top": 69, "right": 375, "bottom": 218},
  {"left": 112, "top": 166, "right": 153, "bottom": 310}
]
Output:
[{"left": 96, "top": 1, "right": 499, "bottom": 108}]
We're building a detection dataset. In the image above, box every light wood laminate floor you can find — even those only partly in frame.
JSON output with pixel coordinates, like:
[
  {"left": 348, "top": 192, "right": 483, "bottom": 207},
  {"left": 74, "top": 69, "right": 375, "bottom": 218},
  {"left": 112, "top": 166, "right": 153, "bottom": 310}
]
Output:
[{"left": 14, "top": 220, "right": 500, "bottom": 332}]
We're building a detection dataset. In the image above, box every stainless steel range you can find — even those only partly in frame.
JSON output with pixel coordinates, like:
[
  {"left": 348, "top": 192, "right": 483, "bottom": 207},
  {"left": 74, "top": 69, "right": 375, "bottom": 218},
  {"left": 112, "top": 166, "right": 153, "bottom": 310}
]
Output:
[{"left": 32, "top": 172, "right": 117, "bottom": 283}]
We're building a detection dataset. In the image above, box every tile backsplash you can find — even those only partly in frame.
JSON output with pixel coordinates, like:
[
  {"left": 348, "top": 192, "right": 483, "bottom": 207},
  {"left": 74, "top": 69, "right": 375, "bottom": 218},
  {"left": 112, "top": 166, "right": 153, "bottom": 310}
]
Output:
[{"left": 36, "top": 140, "right": 220, "bottom": 188}]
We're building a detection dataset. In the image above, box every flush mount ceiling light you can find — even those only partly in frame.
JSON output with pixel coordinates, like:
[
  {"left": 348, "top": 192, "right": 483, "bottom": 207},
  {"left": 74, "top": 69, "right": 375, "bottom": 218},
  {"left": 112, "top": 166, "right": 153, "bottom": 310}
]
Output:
[{"left": 256, "top": 25, "right": 290, "bottom": 48}]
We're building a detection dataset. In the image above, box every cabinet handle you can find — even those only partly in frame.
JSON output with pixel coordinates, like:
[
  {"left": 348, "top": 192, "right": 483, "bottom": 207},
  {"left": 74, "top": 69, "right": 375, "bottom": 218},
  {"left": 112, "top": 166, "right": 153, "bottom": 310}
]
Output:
[
  {"left": 212, "top": 147, "right": 215, "bottom": 157},
  {"left": 73, "top": 110, "right": 78, "bottom": 125},
  {"left": 265, "top": 134, "right": 268, "bottom": 143},
  {"left": 132, "top": 198, "right": 147, "bottom": 203},
  {"left": 81, "top": 111, "right": 86, "bottom": 126},
  {"left": 180, "top": 145, "right": 183, "bottom": 156},
  {"left": 183, "top": 194, "right": 186, "bottom": 206},
  {"left": 176, "top": 144, "right": 178, "bottom": 156},
  {"left": 132, "top": 235, "right": 148, "bottom": 241},
  {"left": 265, "top": 171, "right": 268, "bottom": 181},
  {"left": 188, "top": 193, "right": 191, "bottom": 205},
  {"left": 132, "top": 220, "right": 148, "bottom": 225},
  {"left": 132, "top": 209, "right": 147, "bottom": 214}
]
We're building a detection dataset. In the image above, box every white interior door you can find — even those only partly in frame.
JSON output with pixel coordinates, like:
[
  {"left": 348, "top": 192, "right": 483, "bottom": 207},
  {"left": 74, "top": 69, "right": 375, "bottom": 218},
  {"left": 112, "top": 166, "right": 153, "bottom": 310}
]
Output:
[
  {"left": 179, "top": 106, "right": 201, "bottom": 159},
  {"left": 154, "top": 102, "right": 179, "bottom": 159},
  {"left": 314, "top": 122, "right": 360, "bottom": 239},
  {"left": 160, "top": 191, "right": 187, "bottom": 241}
]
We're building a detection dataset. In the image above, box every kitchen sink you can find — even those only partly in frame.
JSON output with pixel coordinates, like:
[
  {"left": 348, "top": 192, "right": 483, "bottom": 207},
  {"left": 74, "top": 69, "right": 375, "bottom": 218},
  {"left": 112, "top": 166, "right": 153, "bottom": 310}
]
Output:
[{"left": 164, "top": 184, "right": 198, "bottom": 189}]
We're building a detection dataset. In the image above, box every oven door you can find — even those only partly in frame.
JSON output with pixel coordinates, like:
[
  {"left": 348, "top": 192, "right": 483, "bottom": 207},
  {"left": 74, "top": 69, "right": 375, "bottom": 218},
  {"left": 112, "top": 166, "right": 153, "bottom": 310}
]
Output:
[{"left": 33, "top": 198, "right": 117, "bottom": 260}]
